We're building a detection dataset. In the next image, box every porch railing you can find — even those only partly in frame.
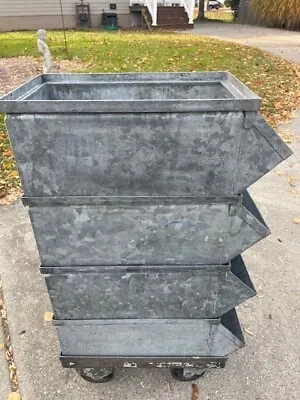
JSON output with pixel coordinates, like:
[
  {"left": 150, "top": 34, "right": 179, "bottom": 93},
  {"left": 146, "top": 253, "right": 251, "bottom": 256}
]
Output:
[
  {"left": 145, "top": 0, "right": 157, "bottom": 25},
  {"left": 180, "top": 0, "right": 194, "bottom": 24}
]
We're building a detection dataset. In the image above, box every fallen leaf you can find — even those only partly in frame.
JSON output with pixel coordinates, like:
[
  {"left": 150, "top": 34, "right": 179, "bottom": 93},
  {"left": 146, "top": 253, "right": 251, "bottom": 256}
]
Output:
[
  {"left": 4, "top": 148, "right": 13, "bottom": 157},
  {"left": 9, "top": 171, "right": 19, "bottom": 178},
  {"left": 0, "top": 343, "right": 4, "bottom": 350},
  {"left": 244, "top": 328, "right": 254, "bottom": 336},
  {"left": 288, "top": 175, "right": 297, "bottom": 187},
  {"left": 7, "top": 392, "right": 22, "bottom": 400},
  {"left": 288, "top": 188, "right": 299, "bottom": 195},
  {"left": 275, "top": 170, "right": 286, "bottom": 176},
  {"left": 292, "top": 217, "right": 300, "bottom": 224},
  {"left": 192, "top": 383, "right": 199, "bottom": 400},
  {"left": 9, "top": 362, "right": 16, "bottom": 370},
  {"left": 44, "top": 311, "right": 53, "bottom": 322},
  {"left": 279, "top": 130, "right": 294, "bottom": 143}
]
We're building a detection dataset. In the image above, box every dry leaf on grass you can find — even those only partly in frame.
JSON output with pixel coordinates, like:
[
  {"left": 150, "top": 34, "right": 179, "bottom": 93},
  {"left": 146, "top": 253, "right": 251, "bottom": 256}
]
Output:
[
  {"left": 44, "top": 311, "right": 53, "bottom": 322},
  {"left": 292, "top": 217, "right": 300, "bottom": 224},
  {"left": 191, "top": 383, "right": 199, "bottom": 400},
  {"left": 7, "top": 392, "right": 21, "bottom": 400}
]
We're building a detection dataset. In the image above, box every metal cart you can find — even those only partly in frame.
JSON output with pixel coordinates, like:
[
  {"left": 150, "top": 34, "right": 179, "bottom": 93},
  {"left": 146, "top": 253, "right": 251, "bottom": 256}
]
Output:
[{"left": 0, "top": 72, "right": 292, "bottom": 382}]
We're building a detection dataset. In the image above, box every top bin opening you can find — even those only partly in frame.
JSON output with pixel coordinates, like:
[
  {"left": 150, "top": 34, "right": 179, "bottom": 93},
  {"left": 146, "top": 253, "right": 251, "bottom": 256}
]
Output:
[
  {"left": 24, "top": 81, "right": 234, "bottom": 101},
  {"left": 0, "top": 72, "right": 261, "bottom": 113}
]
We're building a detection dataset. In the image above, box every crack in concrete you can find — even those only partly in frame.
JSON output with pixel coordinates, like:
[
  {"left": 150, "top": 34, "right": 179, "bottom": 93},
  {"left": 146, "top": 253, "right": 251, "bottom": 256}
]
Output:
[{"left": 0, "top": 278, "right": 21, "bottom": 396}]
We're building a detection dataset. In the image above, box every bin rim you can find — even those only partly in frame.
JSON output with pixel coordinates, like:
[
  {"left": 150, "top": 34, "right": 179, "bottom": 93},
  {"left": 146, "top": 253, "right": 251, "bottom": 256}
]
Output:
[{"left": 0, "top": 71, "right": 261, "bottom": 114}]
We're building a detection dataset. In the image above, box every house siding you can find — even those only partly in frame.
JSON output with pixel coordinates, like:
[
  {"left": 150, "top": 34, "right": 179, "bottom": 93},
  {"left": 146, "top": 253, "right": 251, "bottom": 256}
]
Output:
[{"left": 0, "top": 0, "right": 131, "bottom": 30}]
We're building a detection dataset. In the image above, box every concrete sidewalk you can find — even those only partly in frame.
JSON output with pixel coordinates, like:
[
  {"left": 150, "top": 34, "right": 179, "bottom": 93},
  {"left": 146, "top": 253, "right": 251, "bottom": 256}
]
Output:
[
  {"left": 0, "top": 111, "right": 299, "bottom": 399},
  {"left": 0, "top": 318, "right": 10, "bottom": 399},
  {"left": 190, "top": 22, "right": 300, "bottom": 63}
]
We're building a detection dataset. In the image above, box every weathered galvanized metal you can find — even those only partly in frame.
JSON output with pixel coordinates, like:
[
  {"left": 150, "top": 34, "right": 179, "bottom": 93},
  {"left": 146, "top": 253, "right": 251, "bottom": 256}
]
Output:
[
  {"left": 26, "top": 194, "right": 269, "bottom": 266},
  {"left": 60, "top": 355, "right": 227, "bottom": 370},
  {"left": 0, "top": 72, "right": 292, "bottom": 382},
  {"left": 54, "top": 309, "right": 244, "bottom": 357},
  {"left": 1, "top": 73, "right": 291, "bottom": 197},
  {"left": 41, "top": 256, "right": 256, "bottom": 319}
]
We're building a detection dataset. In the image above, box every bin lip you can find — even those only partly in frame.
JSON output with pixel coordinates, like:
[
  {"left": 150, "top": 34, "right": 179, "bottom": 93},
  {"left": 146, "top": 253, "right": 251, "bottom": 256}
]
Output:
[{"left": 0, "top": 72, "right": 261, "bottom": 113}]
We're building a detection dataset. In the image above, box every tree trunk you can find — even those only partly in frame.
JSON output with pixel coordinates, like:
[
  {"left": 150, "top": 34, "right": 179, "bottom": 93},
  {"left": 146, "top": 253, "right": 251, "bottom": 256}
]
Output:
[{"left": 195, "top": 0, "right": 205, "bottom": 21}]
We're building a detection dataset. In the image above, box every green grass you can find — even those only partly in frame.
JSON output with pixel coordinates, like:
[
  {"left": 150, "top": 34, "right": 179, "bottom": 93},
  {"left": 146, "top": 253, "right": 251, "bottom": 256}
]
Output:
[
  {"left": 205, "top": 9, "right": 234, "bottom": 23},
  {"left": 0, "top": 30, "right": 299, "bottom": 198}
]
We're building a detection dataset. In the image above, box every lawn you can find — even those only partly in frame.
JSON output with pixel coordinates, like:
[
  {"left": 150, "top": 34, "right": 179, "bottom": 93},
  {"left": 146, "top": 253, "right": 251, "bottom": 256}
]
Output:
[
  {"left": 205, "top": 9, "right": 234, "bottom": 23},
  {"left": 0, "top": 30, "right": 299, "bottom": 198},
  {"left": 193, "top": 8, "right": 234, "bottom": 22}
]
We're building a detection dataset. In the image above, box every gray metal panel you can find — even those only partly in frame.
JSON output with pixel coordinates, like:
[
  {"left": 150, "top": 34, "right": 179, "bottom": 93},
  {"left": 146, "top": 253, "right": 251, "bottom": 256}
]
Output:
[
  {"left": 223, "top": 201, "right": 270, "bottom": 260},
  {"left": 1, "top": 99, "right": 262, "bottom": 114},
  {"left": 29, "top": 201, "right": 269, "bottom": 266},
  {"left": 22, "top": 195, "right": 241, "bottom": 207},
  {"left": 0, "top": 75, "right": 43, "bottom": 101},
  {"left": 26, "top": 81, "right": 235, "bottom": 101},
  {"left": 5, "top": 111, "right": 291, "bottom": 197},
  {"left": 5, "top": 112, "right": 244, "bottom": 196},
  {"left": 234, "top": 113, "right": 293, "bottom": 193},
  {"left": 41, "top": 257, "right": 255, "bottom": 319},
  {"left": 54, "top": 317, "right": 244, "bottom": 357}
]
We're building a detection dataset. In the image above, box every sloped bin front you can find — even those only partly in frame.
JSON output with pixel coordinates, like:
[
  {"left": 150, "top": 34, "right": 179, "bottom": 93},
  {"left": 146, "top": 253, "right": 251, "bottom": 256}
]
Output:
[{"left": 0, "top": 72, "right": 292, "bottom": 383}]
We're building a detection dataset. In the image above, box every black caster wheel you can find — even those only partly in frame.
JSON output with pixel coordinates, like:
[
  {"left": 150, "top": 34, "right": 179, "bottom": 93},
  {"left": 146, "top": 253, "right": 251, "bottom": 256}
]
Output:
[
  {"left": 78, "top": 367, "right": 115, "bottom": 383},
  {"left": 170, "top": 367, "right": 205, "bottom": 382}
]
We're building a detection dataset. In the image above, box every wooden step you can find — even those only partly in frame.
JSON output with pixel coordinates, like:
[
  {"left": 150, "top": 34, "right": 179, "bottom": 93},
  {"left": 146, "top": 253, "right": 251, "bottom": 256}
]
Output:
[
  {"left": 157, "top": 11, "right": 187, "bottom": 16},
  {"left": 157, "top": 6, "right": 185, "bottom": 10},
  {"left": 157, "top": 16, "right": 189, "bottom": 22},
  {"left": 157, "top": 10, "right": 187, "bottom": 16},
  {"left": 157, "top": 6, "right": 189, "bottom": 24},
  {"left": 158, "top": 9, "right": 187, "bottom": 13},
  {"left": 154, "top": 23, "right": 194, "bottom": 30},
  {"left": 158, "top": 19, "right": 189, "bottom": 25},
  {"left": 130, "top": 5, "right": 192, "bottom": 31},
  {"left": 157, "top": 15, "right": 188, "bottom": 21}
]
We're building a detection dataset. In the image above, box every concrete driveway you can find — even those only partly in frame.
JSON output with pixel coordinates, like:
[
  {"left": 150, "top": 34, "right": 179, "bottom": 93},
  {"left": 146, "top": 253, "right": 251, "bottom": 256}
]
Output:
[{"left": 191, "top": 22, "right": 300, "bottom": 63}]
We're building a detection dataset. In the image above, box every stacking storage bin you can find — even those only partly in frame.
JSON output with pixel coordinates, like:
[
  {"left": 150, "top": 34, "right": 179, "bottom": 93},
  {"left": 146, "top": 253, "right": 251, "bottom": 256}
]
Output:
[{"left": 0, "top": 72, "right": 292, "bottom": 382}]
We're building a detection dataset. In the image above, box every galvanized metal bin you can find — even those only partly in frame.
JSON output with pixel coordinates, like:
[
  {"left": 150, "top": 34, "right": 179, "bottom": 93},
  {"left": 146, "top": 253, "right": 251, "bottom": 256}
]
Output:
[
  {"left": 41, "top": 256, "right": 256, "bottom": 320},
  {"left": 0, "top": 72, "right": 292, "bottom": 383},
  {"left": 2, "top": 73, "right": 291, "bottom": 197},
  {"left": 24, "top": 194, "right": 269, "bottom": 267}
]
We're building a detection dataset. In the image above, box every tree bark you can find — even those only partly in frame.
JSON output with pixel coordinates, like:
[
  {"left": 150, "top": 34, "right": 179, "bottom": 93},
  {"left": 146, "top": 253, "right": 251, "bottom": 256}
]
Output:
[{"left": 195, "top": 0, "right": 205, "bottom": 21}]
